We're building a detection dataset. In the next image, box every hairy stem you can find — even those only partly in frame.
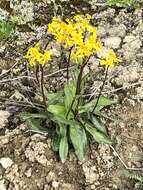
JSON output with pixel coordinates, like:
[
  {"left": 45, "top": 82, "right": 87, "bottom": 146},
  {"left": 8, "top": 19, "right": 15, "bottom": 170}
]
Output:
[{"left": 91, "top": 65, "right": 109, "bottom": 113}]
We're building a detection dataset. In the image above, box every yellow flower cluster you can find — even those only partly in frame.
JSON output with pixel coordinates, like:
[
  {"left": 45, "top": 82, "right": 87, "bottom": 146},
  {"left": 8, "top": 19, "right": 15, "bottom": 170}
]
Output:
[
  {"left": 25, "top": 43, "right": 52, "bottom": 66},
  {"left": 48, "top": 15, "right": 102, "bottom": 63},
  {"left": 100, "top": 49, "right": 119, "bottom": 68}
]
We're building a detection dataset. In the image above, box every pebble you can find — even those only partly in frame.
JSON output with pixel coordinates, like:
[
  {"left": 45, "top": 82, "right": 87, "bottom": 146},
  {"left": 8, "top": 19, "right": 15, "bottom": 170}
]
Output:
[
  {"left": 52, "top": 181, "right": 59, "bottom": 188},
  {"left": 104, "top": 37, "right": 121, "bottom": 49},
  {"left": 0, "top": 111, "right": 10, "bottom": 129},
  {"left": 0, "top": 157, "right": 13, "bottom": 169},
  {"left": 0, "top": 179, "right": 6, "bottom": 190}
]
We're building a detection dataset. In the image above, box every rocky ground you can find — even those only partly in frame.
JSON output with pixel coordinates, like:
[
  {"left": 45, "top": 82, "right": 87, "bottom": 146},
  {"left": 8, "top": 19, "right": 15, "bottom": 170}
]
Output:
[{"left": 0, "top": 1, "right": 143, "bottom": 190}]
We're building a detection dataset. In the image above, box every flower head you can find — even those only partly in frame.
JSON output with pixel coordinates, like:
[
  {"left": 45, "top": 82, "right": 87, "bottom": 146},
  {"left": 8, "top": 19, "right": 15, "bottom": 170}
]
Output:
[
  {"left": 25, "top": 43, "right": 52, "bottom": 66},
  {"left": 48, "top": 14, "right": 102, "bottom": 63},
  {"left": 100, "top": 49, "right": 119, "bottom": 68}
]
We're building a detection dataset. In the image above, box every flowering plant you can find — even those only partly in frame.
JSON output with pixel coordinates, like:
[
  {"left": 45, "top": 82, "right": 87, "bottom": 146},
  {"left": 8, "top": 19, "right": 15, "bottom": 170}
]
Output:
[{"left": 21, "top": 14, "right": 119, "bottom": 162}]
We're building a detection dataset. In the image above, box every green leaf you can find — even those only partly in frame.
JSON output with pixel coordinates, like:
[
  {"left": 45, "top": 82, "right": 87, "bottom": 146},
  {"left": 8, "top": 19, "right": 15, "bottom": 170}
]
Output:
[
  {"left": 64, "top": 81, "right": 76, "bottom": 111},
  {"left": 107, "top": 0, "right": 133, "bottom": 7},
  {"left": 91, "top": 115, "right": 107, "bottom": 135},
  {"left": 0, "top": 20, "right": 14, "bottom": 40},
  {"left": 85, "top": 123, "right": 112, "bottom": 144},
  {"left": 59, "top": 136, "right": 68, "bottom": 163},
  {"left": 47, "top": 92, "right": 64, "bottom": 105},
  {"left": 48, "top": 104, "right": 66, "bottom": 118},
  {"left": 52, "top": 134, "right": 61, "bottom": 152},
  {"left": 79, "top": 96, "right": 116, "bottom": 113},
  {"left": 20, "top": 112, "right": 48, "bottom": 121},
  {"left": 59, "top": 124, "right": 68, "bottom": 162},
  {"left": 25, "top": 118, "right": 49, "bottom": 134},
  {"left": 52, "top": 115, "right": 78, "bottom": 126},
  {"left": 70, "top": 124, "right": 87, "bottom": 160}
]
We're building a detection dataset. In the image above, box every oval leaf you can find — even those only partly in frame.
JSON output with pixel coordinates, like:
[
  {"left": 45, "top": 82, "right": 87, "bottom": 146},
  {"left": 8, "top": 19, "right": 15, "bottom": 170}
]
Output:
[
  {"left": 91, "top": 115, "right": 107, "bottom": 135},
  {"left": 64, "top": 81, "right": 76, "bottom": 111},
  {"left": 70, "top": 124, "right": 87, "bottom": 161},
  {"left": 85, "top": 123, "right": 112, "bottom": 144},
  {"left": 79, "top": 96, "right": 116, "bottom": 113},
  {"left": 48, "top": 105, "right": 66, "bottom": 118},
  {"left": 59, "top": 125, "right": 68, "bottom": 163},
  {"left": 25, "top": 118, "right": 49, "bottom": 134},
  {"left": 20, "top": 112, "right": 47, "bottom": 121},
  {"left": 59, "top": 136, "right": 68, "bottom": 163}
]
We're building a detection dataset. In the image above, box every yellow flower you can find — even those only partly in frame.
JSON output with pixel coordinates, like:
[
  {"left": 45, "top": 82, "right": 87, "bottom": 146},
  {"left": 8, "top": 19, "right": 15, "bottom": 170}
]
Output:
[
  {"left": 100, "top": 49, "right": 119, "bottom": 68},
  {"left": 25, "top": 47, "right": 41, "bottom": 66},
  {"left": 38, "top": 51, "right": 52, "bottom": 65},
  {"left": 47, "top": 14, "right": 103, "bottom": 63},
  {"left": 25, "top": 44, "right": 52, "bottom": 66}
]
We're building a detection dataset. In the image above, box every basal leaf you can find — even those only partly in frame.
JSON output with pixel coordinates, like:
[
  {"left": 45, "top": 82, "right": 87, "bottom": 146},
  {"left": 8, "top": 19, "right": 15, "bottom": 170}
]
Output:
[
  {"left": 59, "top": 124, "right": 68, "bottom": 162},
  {"left": 25, "top": 118, "right": 49, "bottom": 134},
  {"left": 91, "top": 115, "right": 107, "bottom": 135},
  {"left": 52, "top": 134, "right": 61, "bottom": 152},
  {"left": 47, "top": 92, "right": 64, "bottom": 105},
  {"left": 59, "top": 136, "right": 68, "bottom": 163},
  {"left": 64, "top": 81, "right": 76, "bottom": 111},
  {"left": 79, "top": 96, "right": 116, "bottom": 113},
  {"left": 85, "top": 123, "right": 112, "bottom": 144},
  {"left": 47, "top": 104, "right": 66, "bottom": 118},
  {"left": 70, "top": 124, "right": 87, "bottom": 160},
  {"left": 20, "top": 112, "right": 48, "bottom": 121},
  {"left": 52, "top": 115, "right": 78, "bottom": 126}
]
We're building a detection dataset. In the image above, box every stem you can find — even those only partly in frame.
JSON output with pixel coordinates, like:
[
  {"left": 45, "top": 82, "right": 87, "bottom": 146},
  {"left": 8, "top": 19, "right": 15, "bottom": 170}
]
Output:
[
  {"left": 66, "top": 47, "right": 73, "bottom": 81},
  {"left": 74, "top": 57, "right": 91, "bottom": 117},
  {"left": 59, "top": 45, "right": 64, "bottom": 69},
  {"left": 35, "top": 64, "right": 39, "bottom": 84},
  {"left": 66, "top": 57, "right": 90, "bottom": 119},
  {"left": 91, "top": 65, "right": 109, "bottom": 113},
  {"left": 39, "top": 65, "right": 47, "bottom": 109}
]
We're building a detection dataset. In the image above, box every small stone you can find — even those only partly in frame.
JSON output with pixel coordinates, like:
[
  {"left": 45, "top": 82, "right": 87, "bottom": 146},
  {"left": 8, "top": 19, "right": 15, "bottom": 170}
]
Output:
[
  {"left": 108, "top": 24, "right": 126, "bottom": 37},
  {"left": 61, "top": 183, "right": 74, "bottom": 190},
  {"left": 0, "top": 111, "right": 10, "bottom": 129},
  {"left": 114, "top": 67, "right": 140, "bottom": 86},
  {"left": 104, "top": 37, "right": 121, "bottom": 49},
  {"left": 122, "top": 35, "right": 141, "bottom": 61},
  {"left": 0, "top": 179, "right": 6, "bottom": 190},
  {"left": 91, "top": 184, "right": 96, "bottom": 189},
  {"left": 82, "top": 162, "right": 99, "bottom": 184},
  {"left": 97, "top": 26, "right": 107, "bottom": 38},
  {"left": 46, "top": 171, "right": 56, "bottom": 183},
  {"left": 52, "top": 181, "right": 59, "bottom": 188},
  {"left": 0, "top": 158, "right": 13, "bottom": 169},
  {"left": 24, "top": 168, "right": 32, "bottom": 178}
]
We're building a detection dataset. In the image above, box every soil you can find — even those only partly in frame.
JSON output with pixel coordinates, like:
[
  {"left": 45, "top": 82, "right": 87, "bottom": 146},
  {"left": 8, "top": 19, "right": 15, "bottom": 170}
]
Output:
[{"left": 0, "top": 1, "right": 143, "bottom": 190}]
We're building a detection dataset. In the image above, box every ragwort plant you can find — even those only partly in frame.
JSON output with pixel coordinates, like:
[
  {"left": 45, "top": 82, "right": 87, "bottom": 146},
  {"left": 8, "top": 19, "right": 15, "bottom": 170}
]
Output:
[{"left": 21, "top": 15, "right": 119, "bottom": 162}]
